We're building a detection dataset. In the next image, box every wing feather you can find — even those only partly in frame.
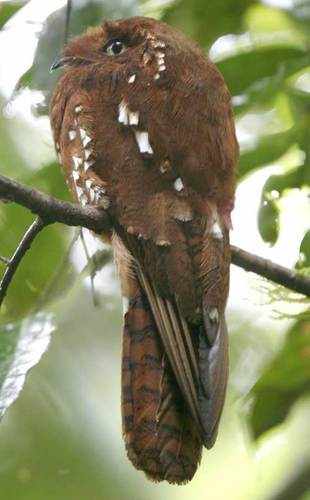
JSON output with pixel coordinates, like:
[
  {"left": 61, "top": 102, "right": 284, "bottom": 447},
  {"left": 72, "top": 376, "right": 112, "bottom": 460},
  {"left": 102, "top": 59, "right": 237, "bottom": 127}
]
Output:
[{"left": 137, "top": 266, "right": 204, "bottom": 436}]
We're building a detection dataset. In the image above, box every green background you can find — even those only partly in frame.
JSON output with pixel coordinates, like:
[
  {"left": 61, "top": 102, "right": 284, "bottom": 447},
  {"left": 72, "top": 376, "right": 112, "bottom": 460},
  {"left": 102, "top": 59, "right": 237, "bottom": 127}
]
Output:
[{"left": 0, "top": 0, "right": 309, "bottom": 498}]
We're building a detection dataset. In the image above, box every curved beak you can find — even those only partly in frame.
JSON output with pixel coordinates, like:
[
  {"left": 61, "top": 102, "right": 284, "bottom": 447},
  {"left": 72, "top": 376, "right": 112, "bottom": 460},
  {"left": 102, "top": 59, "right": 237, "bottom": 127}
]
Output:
[{"left": 50, "top": 56, "right": 72, "bottom": 72}]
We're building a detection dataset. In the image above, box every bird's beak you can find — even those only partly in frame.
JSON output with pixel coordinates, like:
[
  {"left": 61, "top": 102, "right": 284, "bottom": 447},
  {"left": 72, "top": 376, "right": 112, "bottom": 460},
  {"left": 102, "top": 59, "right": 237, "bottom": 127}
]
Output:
[{"left": 50, "top": 56, "right": 72, "bottom": 72}]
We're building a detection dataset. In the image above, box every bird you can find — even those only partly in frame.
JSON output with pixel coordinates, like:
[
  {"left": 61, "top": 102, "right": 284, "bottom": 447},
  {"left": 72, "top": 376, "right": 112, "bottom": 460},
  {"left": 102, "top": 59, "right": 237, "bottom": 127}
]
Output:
[{"left": 50, "top": 16, "right": 239, "bottom": 485}]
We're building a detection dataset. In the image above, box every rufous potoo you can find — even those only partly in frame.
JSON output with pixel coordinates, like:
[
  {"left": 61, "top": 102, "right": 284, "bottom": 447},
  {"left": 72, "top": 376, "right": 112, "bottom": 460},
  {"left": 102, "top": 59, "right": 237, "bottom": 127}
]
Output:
[{"left": 50, "top": 16, "right": 238, "bottom": 484}]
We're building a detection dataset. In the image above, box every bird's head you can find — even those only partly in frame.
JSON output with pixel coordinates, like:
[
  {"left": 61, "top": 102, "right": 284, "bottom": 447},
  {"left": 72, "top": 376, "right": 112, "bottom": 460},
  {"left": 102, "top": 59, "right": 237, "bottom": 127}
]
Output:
[{"left": 50, "top": 16, "right": 211, "bottom": 90}]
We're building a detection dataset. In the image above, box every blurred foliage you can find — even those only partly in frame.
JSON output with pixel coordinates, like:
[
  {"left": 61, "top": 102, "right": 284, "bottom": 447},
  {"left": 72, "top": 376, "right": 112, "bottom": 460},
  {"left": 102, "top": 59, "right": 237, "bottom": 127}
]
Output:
[
  {"left": 296, "top": 230, "right": 310, "bottom": 270},
  {"left": 0, "top": 313, "right": 53, "bottom": 419},
  {"left": 0, "top": 1, "right": 309, "bottom": 498},
  {"left": 0, "top": 1, "right": 25, "bottom": 29},
  {"left": 163, "top": 0, "right": 259, "bottom": 47},
  {"left": 250, "top": 317, "right": 310, "bottom": 438},
  {"left": 16, "top": 0, "right": 138, "bottom": 113},
  {"left": 0, "top": 150, "right": 70, "bottom": 320}
]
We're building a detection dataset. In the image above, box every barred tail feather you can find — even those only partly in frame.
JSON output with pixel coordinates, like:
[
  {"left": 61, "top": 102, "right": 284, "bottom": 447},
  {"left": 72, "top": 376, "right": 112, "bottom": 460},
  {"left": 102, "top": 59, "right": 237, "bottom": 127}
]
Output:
[{"left": 121, "top": 286, "right": 202, "bottom": 484}]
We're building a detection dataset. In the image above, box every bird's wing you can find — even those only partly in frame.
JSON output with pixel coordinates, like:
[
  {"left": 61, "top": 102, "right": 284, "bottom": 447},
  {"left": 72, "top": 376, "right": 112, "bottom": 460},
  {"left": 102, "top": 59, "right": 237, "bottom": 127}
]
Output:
[
  {"left": 50, "top": 82, "right": 230, "bottom": 450},
  {"left": 121, "top": 216, "right": 230, "bottom": 448}
]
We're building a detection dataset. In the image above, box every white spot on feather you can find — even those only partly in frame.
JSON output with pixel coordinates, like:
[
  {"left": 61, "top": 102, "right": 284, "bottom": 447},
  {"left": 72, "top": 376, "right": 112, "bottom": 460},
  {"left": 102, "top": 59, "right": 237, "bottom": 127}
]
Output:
[
  {"left": 84, "top": 160, "right": 94, "bottom": 172},
  {"left": 119, "top": 99, "right": 139, "bottom": 127},
  {"left": 134, "top": 131, "right": 153, "bottom": 154},
  {"left": 79, "top": 128, "right": 92, "bottom": 147},
  {"left": 118, "top": 99, "right": 129, "bottom": 125},
  {"left": 89, "top": 189, "right": 96, "bottom": 202},
  {"left": 80, "top": 128, "right": 87, "bottom": 139},
  {"left": 128, "top": 74, "right": 136, "bottom": 84},
  {"left": 84, "top": 148, "right": 92, "bottom": 160},
  {"left": 90, "top": 185, "right": 109, "bottom": 206},
  {"left": 72, "top": 171, "right": 79, "bottom": 181},
  {"left": 174, "top": 177, "right": 184, "bottom": 192},
  {"left": 143, "top": 52, "right": 151, "bottom": 65},
  {"left": 209, "top": 307, "right": 219, "bottom": 322},
  {"left": 174, "top": 212, "right": 193, "bottom": 222},
  {"left": 72, "top": 156, "right": 82, "bottom": 169},
  {"left": 159, "top": 64, "right": 166, "bottom": 72},
  {"left": 75, "top": 105, "right": 83, "bottom": 114},
  {"left": 68, "top": 130, "right": 76, "bottom": 141},
  {"left": 129, "top": 111, "right": 139, "bottom": 126},
  {"left": 80, "top": 194, "right": 88, "bottom": 206},
  {"left": 160, "top": 159, "right": 170, "bottom": 173},
  {"left": 154, "top": 73, "right": 160, "bottom": 80},
  {"left": 83, "top": 135, "right": 92, "bottom": 147},
  {"left": 211, "top": 221, "right": 223, "bottom": 240},
  {"left": 156, "top": 239, "right": 170, "bottom": 246},
  {"left": 101, "top": 196, "right": 110, "bottom": 209},
  {"left": 76, "top": 186, "right": 84, "bottom": 198},
  {"left": 85, "top": 179, "right": 93, "bottom": 190},
  {"left": 154, "top": 41, "right": 165, "bottom": 48}
]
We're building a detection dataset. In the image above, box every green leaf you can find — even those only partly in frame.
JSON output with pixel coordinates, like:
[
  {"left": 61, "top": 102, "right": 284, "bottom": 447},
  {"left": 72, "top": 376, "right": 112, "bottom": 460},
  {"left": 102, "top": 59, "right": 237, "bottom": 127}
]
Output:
[
  {"left": 0, "top": 313, "right": 54, "bottom": 419},
  {"left": 287, "top": 85, "right": 310, "bottom": 125},
  {"left": 163, "top": 0, "right": 258, "bottom": 48},
  {"left": 288, "top": 0, "right": 310, "bottom": 35},
  {"left": 233, "top": 70, "right": 288, "bottom": 116},
  {"left": 0, "top": 98, "right": 29, "bottom": 178},
  {"left": 0, "top": 204, "right": 69, "bottom": 322},
  {"left": 239, "top": 128, "right": 298, "bottom": 179},
  {"left": 0, "top": 1, "right": 25, "bottom": 30},
  {"left": 263, "top": 165, "right": 310, "bottom": 197},
  {"left": 218, "top": 47, "right": 308, "bottom": 97},
  {"left": 27, "top": 162, "right": 71, "bottom": 201},
  {"left": 296, "top": 231, "right": 310, "bottom": 270},
  {"left": 0, "top": 163, "right": 72, "bottom": 322},
  {"left": 258, "top": 153, "right": 309, "bottom": 246},
  {"left": 258, "top": 199, "right": 280, "bottom": 245},
  {"left": 249, "top": 318, "right": 310, "bottom": 439}
]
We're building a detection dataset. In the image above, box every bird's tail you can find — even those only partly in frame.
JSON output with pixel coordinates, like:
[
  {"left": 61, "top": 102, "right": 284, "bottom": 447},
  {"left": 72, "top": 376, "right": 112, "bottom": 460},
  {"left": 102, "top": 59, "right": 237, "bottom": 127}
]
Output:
[{"left": 121, "top": 280, "right": 202, "bottom": 485}]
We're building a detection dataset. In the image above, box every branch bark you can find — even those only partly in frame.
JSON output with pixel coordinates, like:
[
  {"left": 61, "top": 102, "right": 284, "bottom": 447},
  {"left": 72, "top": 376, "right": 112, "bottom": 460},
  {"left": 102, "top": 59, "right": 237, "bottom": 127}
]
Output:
[
  {"left": 0, "top": 173, "right": 112, "bottom": 232},
  {"left": 231, "top": 246, "right": 310, "bottom": 296},
  {"left": 0, "top": 173, "right": 309, "bottom": 297}
]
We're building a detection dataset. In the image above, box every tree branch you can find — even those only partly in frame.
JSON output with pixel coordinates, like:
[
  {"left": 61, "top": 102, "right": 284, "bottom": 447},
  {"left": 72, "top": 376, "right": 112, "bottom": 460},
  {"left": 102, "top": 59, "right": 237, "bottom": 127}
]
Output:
[
  {"left": 230, "top": 246, "right": 310, "bottom": 296},
  {"left": 64, "top": 0, "right": 72, "bottom": 45},
  {"left": 0, "top": 173, "right": 112, "bottom": 233},
  {"left": 0, "top": 217, "right": 46, "bottom": 307},
  {"left": 0, "top": 173, "right": 309, "bottom": 298}
]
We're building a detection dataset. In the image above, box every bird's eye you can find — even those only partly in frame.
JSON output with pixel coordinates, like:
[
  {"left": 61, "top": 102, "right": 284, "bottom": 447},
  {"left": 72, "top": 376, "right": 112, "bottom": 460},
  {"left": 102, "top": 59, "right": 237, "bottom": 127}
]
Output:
[{"left": 104, "top": 39, "right": 126, "bottom": 56}]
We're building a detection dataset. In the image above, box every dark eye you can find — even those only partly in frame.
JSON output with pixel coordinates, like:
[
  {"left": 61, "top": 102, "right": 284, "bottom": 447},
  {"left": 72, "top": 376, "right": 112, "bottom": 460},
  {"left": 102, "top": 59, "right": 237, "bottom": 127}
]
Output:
[{"left": 104, "top": 39, "right": 126, "bottom": 56}]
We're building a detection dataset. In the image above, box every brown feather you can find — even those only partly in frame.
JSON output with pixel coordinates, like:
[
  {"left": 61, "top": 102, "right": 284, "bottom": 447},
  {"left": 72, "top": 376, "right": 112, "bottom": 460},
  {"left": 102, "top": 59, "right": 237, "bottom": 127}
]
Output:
[
  {"left": 122, "top": 278, "right": 202, "bottom": 484},
  {"left": 50, "top": 16, "right": 238, "bottom": 484}
]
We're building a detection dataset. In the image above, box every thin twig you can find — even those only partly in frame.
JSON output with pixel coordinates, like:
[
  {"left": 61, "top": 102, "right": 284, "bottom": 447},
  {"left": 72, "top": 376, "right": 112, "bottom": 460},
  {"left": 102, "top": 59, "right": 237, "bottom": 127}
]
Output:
[
  {"left": 35, "top": 228, "right": 80, "bottom": 310},
  {"left": 64, "top": 0, "right": 72, "bottom": 45},
  {"left": 231, "top": 245, "right": 310, "bottom": 297},
  {"left": 81, "top": 248, "right": 112, "bottom": 276},
  {"left": 80, "top": 228, "right": 100, "bottom": 307},
  {"left": 0, "top": 173, "right": 309, "bottom": 297},
  {"left": 0, "top": 217, "right": 46, "bottom": 308}
]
